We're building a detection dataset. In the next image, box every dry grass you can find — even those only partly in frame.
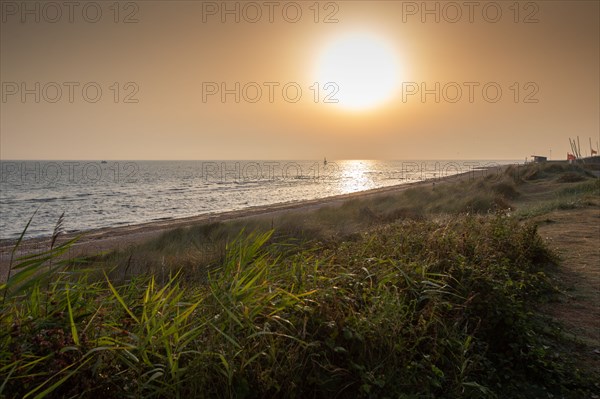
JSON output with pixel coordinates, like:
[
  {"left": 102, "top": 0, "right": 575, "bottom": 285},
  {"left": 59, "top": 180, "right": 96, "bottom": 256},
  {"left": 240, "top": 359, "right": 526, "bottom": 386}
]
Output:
[{"left": 2, "top": 161, "right": 599, "bottom": 398}]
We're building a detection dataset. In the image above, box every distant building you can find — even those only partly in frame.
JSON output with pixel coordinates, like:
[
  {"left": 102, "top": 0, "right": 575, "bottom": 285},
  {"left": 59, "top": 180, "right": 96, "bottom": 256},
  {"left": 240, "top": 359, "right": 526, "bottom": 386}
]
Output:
[{"left": 530, "top": 155, "right": 547, "bottom": 163}]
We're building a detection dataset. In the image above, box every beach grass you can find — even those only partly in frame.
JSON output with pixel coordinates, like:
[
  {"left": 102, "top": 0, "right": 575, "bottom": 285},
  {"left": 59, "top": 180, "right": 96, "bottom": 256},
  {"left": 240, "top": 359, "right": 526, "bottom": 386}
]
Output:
[
  {"left": 102, "top": 167, "right": 526, "bottom": 279},
  {"left": 1, "top": 162, "right": 599, "bottom": 398}
]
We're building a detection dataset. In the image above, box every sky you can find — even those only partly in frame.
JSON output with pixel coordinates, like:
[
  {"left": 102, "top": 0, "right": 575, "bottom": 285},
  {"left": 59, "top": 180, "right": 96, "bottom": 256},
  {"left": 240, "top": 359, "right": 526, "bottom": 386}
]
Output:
[{"left": 1, "top": 0, "right": 598, "bottom": 161}]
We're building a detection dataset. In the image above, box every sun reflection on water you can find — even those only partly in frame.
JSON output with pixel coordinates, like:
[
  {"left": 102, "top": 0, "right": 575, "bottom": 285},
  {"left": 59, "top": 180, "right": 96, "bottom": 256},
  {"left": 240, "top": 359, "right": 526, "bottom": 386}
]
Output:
[{"left": 335, "top": 160, "right": 379, "bottom": 194}]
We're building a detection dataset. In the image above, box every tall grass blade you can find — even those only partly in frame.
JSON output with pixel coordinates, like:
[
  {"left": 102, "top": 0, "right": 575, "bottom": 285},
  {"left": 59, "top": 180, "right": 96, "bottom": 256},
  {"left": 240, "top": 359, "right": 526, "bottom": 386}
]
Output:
[
  {"left": 105, "top": 273, "right": 140, "bottom": 324},
  {"left": 65, "top": 284, "right": 80, "bottom": 346}
]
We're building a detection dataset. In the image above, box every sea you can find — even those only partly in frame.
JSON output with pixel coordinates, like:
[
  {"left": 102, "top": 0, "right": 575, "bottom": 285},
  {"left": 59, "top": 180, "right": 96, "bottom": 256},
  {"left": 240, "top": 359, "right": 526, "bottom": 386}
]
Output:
[{"left": 0, "top": 160, "right": 518, "bottom": 240}]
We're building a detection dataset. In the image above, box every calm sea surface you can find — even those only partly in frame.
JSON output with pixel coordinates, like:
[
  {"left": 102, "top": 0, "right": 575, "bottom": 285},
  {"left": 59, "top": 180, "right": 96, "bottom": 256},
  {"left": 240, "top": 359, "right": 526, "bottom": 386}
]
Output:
[{"left": 0, "top": 160, "right": 517, "bottom": 239}]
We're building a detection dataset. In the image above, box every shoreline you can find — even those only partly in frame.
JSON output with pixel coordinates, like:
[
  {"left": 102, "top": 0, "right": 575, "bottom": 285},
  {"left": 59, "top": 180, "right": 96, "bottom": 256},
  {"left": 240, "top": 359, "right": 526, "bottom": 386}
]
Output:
[{"left": 0, "top": 167, "right": 500, "bottom": 270}]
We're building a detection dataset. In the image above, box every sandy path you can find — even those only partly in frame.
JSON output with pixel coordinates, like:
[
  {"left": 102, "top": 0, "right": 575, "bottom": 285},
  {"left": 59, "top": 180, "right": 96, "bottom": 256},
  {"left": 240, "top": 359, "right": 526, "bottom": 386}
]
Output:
[{"left": 537, "top": 207, "right": 600, "bottom": 375}]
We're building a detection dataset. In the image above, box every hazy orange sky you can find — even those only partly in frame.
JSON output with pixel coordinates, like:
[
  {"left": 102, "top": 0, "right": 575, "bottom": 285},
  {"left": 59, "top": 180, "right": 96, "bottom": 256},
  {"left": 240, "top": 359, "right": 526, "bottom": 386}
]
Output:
[{"left": 1, "top": 0, "right": 598, "bottom": 160}]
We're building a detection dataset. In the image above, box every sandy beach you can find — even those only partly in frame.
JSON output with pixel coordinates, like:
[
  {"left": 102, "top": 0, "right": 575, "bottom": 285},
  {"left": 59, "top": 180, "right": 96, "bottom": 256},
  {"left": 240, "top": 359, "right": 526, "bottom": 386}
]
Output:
[{"left": 0, "top": 167, "right": 496, "bottom": 276}]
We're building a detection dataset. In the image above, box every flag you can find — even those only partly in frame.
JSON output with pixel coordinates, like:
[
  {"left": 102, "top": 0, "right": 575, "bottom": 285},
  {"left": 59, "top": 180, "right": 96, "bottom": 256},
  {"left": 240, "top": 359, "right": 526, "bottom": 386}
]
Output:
[
  {"left": 592, "top": 149, "right": 598, "bottom": 155},
  {"left": 567, "top": 153, "right": 576, "bottom": 161}
]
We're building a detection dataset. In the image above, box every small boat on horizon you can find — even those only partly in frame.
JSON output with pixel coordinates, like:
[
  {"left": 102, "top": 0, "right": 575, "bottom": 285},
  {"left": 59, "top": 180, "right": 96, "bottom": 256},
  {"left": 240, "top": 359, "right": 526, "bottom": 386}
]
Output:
[
  {"left": 324, "top": 157, "right": 327, "bottom": 165},
  {"left": 101, "top": 160, "right": 108, "bottom": 164}
]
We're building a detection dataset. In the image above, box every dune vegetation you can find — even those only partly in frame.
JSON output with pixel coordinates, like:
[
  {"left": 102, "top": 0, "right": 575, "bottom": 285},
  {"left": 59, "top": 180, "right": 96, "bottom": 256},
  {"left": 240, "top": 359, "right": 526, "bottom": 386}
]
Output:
[{"left": 1, "top": 162, "right": 599, "bottom": 398}]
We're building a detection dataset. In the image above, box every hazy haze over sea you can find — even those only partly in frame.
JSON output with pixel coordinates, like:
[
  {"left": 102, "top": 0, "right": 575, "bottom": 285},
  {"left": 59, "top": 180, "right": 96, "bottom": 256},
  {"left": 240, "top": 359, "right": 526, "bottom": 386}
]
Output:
[{"left": 0, "top": 160, "right": 517, "bottom": 240}]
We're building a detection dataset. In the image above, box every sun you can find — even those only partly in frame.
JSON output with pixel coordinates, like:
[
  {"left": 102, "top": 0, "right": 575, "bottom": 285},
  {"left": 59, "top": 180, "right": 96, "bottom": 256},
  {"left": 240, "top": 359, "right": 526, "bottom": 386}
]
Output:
[{"left": 315, "top": 33, "right": 400, "bottom": 111}]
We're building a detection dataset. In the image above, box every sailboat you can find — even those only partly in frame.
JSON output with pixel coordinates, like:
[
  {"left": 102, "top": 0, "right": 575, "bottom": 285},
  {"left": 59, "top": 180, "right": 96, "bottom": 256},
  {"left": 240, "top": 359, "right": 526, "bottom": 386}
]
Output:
[{"left": 324, "top": 157, "right": 327, "bottom": 166}]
